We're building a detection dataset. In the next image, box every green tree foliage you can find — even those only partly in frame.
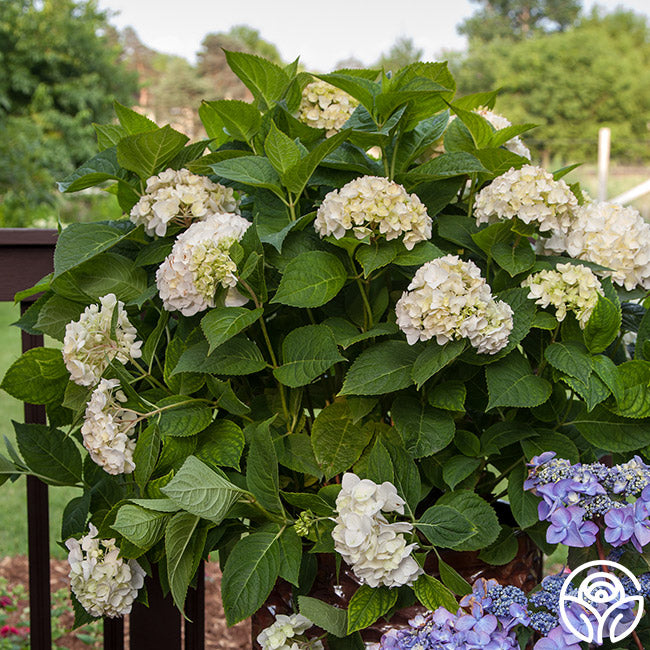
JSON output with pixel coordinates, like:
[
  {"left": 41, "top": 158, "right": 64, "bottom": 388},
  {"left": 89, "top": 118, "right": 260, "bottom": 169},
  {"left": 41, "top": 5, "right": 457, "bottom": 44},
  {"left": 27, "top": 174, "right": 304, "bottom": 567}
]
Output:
[
  {"left": 377, "top": 37, "right": 424, "bottom": 72},
  {"left": 453, "top": 9, "right": 650, "bottom": 162},
  {"left": 0, "top": 116, "right": 60, "bottom": 225},
  {"left": 458, "top": 0, "right": 581, "bottom": 42},
  {"left": 0, "top": 0, "right": 138, "bottom": 225}
]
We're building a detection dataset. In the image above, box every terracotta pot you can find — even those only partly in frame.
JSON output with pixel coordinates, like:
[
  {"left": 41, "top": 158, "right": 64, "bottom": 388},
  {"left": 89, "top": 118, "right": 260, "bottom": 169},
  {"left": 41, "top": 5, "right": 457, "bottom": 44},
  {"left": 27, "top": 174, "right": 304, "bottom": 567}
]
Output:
[{"left": 251, "top": 533, "right": 542, "bottom": 648}]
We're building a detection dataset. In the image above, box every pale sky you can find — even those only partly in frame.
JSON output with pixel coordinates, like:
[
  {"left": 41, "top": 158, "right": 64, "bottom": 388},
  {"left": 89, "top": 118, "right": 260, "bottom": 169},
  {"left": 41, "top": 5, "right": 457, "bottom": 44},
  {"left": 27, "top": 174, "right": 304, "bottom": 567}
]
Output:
[{"left": 97, "top": 0, "right": 650, "bottom": 71}]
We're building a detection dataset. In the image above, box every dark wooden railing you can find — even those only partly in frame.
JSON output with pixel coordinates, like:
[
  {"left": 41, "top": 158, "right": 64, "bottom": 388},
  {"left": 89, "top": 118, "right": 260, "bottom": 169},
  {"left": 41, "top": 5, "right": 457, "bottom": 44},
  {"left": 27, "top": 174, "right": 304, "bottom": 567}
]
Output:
[{"left": 0, "top": 229, "right": 205, "bottom": 650}]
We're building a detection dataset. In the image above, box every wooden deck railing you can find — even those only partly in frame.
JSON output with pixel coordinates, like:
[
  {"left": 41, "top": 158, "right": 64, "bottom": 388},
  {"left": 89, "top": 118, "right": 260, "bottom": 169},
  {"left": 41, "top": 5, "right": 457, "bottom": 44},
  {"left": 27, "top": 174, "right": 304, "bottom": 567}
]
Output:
[{"left": 0, "top": 229, "right": 205, "bottom": 650}]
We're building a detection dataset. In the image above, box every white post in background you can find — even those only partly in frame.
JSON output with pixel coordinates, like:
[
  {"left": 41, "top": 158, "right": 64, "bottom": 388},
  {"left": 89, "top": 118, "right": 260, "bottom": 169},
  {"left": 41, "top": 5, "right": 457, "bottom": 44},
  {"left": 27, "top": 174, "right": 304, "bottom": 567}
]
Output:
[{"left": 598, "top": 127, "right": 611, "bottom": 202}]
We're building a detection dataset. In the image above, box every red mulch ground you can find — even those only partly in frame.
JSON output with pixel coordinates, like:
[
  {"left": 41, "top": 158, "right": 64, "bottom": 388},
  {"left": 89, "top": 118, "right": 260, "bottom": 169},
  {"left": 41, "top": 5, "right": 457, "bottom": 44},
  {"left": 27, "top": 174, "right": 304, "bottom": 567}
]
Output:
[{"left": 0, "top": 556, "right": 251, "bottom": 649}]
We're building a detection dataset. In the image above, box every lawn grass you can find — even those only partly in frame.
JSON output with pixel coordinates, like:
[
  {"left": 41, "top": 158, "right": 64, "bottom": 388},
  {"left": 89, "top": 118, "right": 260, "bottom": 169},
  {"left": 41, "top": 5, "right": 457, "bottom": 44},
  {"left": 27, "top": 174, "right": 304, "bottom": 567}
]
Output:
[{"left": 0, "top": 301, "right": 78, "bottom": 559}]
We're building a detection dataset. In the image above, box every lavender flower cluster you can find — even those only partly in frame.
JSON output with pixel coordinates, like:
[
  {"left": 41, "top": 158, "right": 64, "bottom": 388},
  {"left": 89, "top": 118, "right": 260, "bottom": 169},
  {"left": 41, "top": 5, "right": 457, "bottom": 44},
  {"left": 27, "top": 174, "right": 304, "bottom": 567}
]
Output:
[
  {"left": 524, "top": 452, "right": 650, "bottom": 550},
  {"left": 380, "top": 573, "right": 650, "bottom": 650},
  {"left": 379, "top": 579, "right": 526, "bottom": 650},
  {"left": 529, "top": 572, "right": 647, "bottom": 649}
]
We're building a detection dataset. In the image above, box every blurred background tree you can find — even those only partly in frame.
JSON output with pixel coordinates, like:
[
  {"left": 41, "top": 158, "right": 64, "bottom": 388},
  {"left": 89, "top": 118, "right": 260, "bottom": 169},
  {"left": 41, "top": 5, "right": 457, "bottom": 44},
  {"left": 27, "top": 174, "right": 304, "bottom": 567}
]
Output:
[
  {"left": 452, "top": 8, "right": 650, "bottom": 163},
  {"left": 457, "top": 0, "right": 581, "bottom": 41},
  {"left": 0, "top": 0, "right": 138, "bottom": 226},
  {"left": 376, "top": 37, "right": 424, "bottom": 72}
]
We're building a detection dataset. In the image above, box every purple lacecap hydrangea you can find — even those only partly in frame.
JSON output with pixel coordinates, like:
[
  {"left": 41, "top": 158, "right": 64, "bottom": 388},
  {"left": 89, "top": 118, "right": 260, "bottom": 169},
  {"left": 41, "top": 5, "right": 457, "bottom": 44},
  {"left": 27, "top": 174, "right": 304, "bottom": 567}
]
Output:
[
  {"left": 379, "top": 578, "right": 521, "bottom": 649},
  {"left": 533, "top": 626, "right": 581, "bottom": 650},
  {"left": 524, "top": 452, "right": 650, "bottom": 550},
  {"left": 379, "top": 571, "right": 650, "bottom": 650}
]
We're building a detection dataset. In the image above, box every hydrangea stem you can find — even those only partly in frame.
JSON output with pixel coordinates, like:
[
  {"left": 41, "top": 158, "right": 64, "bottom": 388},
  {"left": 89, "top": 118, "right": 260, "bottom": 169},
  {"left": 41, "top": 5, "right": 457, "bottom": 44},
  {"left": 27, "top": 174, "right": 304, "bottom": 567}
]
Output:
[
  {"left": 347, "top": 250, "right": 373, "bottom": 330},
  {"left": 466, "top": 173, "right": 477, "bottom": 217},
  {"left": 381, "top": 146, "right": 391, "bottom": 178},
  {"left": 130, "top": 359, "right": 168, "bottom": 392},
  {"left": 389, "top": 141, "right": 400, "bottom": 180},
  {"left": 239, "top": 277, "right": 290, "bottom": 420},
  {"left": 288, "top": 193, "right": 297, "bottom": 221}
]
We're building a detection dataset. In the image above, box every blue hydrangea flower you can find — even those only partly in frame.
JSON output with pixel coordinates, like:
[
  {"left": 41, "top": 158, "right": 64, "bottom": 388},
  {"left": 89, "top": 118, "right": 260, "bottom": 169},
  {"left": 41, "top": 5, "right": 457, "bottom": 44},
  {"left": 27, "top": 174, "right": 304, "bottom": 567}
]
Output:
[
  {"left": 604, "top": 505, "right": 635, "bottom": 546},
  {"left": 547, "top": 506, "right": 598, "bottom": 546},
  {"left": 533, "top": 626, "right": 581, "bottom": 650}
]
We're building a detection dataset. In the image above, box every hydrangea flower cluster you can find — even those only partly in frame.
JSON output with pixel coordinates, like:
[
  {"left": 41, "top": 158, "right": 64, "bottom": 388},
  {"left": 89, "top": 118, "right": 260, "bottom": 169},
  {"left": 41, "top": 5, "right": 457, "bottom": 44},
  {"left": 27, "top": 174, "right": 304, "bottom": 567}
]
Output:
[
  {"left": 381, "top": 573, "right": 650, "bottom": 650},
  {"left": 314, "top": 176, "right": 432, "bottom": 250},
  {"left": 66, "top": 524, "right": 145, "bottom": 618},
  {"left": 62, "top": 293, "right": 143, "bottom": 387},
  {"left": 474, "top": 107, "right": 531, "bottom": 159},
  {"left": 395, "top": 255, "right": 513, "bottom": 354},
  {"left": 380, "top": 578, "right": 527, "bottom": 650},
  {"left": 81, "top": 378, "right": 137, "bottom": 475},
  {"left": 522, "top": 262, "right": 603, "bottom": 328},
  {"left": 129, "top": 168, "right": 240, "bottom": 237},
  {"left": 156, "top": 212, "right": 251, "bottom": 316},
  {"left": 540, "top": 201, "right": 650, "bottom": 290},
  {"left": 256, "top": 613, "right": 322, "bottom": 650},
  {"left": 474, "top": 165, "right": 578, "bottom": 234},
  {"left": 331, "top": 473, "right": 422, "bottom": 588},
  {"left": 530, "top": 571, "right": 650, "bottom": 648},
  {"left": 298, "top": 80, "right": 358, "bottom": 136},
  {"left": 525, "top": 452, "right": 650, "bottom": 550}
]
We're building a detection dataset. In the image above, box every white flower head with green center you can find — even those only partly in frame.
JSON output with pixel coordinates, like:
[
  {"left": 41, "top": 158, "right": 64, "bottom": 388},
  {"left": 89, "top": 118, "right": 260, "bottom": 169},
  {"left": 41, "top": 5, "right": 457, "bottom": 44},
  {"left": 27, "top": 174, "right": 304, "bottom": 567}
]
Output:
[
  {"left": 156, "top": 212, "right": 251, "bottom": 316},
  {"left": 81, "top": 378, "right": 138, "bottom": 475},
  {"left": 395, "top": 254, "right": 513, "bottom": 354},
  {"left": 66, "top": 524, "right": 145, "bottom": 618},
  {"left": 130, "top": 167, "right": 240, "bottom": 237},
  {"left": 474, "top": 164, "right": 577, "bottom": 233},
  {"left": 298, "top": 80, "right": 358, "bottom": 137},
  {"left": 522, "top": 262, "right": 603, "bottom": 328},
  {"left": 62, "top": 293, "right": 143, "bottom": 387},
  {"left": 314, "top": 175, "right": 432, "bottom": 250},
  {"left": 473, "top": 107, "right": 531, "bottom": 159},
  {"left": 540, "top": 201, "right": 650, "bottom": 291},
  {"left": 256, "top": 613, "right": 323, "bottom": 650},
  {"left": 331, "top": 473, "right": 423, "bottom": 589}
]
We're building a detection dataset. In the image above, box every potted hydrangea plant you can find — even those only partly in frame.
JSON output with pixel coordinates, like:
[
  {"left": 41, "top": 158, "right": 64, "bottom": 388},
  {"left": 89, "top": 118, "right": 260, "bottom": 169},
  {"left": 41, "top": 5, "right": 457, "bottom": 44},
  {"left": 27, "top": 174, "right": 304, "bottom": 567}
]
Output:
[{"left": 3, "top": 52, "right": 650, "bottom": 649}]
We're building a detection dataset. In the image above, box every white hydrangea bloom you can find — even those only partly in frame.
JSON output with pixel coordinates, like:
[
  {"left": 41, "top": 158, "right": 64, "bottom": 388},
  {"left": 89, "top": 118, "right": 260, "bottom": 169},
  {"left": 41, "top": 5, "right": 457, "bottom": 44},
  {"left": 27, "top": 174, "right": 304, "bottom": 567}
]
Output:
[
  {"left": 540, "top": 202, "right": 650, "bottom": 291},
  {"left": 130, "top": 168, "right": 239, "bottom": 237},
  {"left": 156, "top": 212, "right": 251, "bottom": 316},
  {"left": 81, "top": 378, "right": 138, "bottom": 475},
  {"left": 395, "top": 255, "right": 513, "bottom": 354},
  {"left": 522, "top": 263, "right": 603, "bottom": 328},
  {"left": 66, "top": 524, "right": 145, "bottom": 618},
  {"left": 298, "top": 80, "right": 358, "bottom": 136},
  {"left": 474, "top": 165, "right": 577, "bottom": 234},
  {"left": 336, "top": 472, "right": 406, "bottom": 517},
  {"left": 314, "top": 176, "right": 432, "bottom": 250},
  {"left": 458, "top": 297, "right": 515, "bottom": 355},
  {"left": 332, "top": 473, "right": 422, "bottom": 589},
  {"left": 62, "top": 294, "right": 143, "bottom": 387},
  {"left": 256, "top": 613, "right": 323, "bottom": 650},
  {"left": 337, "top": 517, "right": 423, "bottom": 589},
  {"left": 474, "top": 107, "right": 531, "bottom": 159}
]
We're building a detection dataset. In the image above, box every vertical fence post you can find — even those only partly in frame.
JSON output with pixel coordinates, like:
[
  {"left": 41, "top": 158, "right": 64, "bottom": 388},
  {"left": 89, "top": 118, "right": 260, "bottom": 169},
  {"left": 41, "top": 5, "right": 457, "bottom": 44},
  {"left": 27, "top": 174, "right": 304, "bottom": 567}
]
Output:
[
  {"left": 130, "top": 564, "right": 181, "bottom": 649},
  {"left": 104, "top": 618, "right": 125, "bottom": 650},
  {"left": 185, "top": 560, "right": 205, "bottom": 650},
  {"left": 20, "top": 306, "right": 52, "bottom": 650},
  {"left": 598, "top": 126, "right": 611, "bottom": 202}
]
